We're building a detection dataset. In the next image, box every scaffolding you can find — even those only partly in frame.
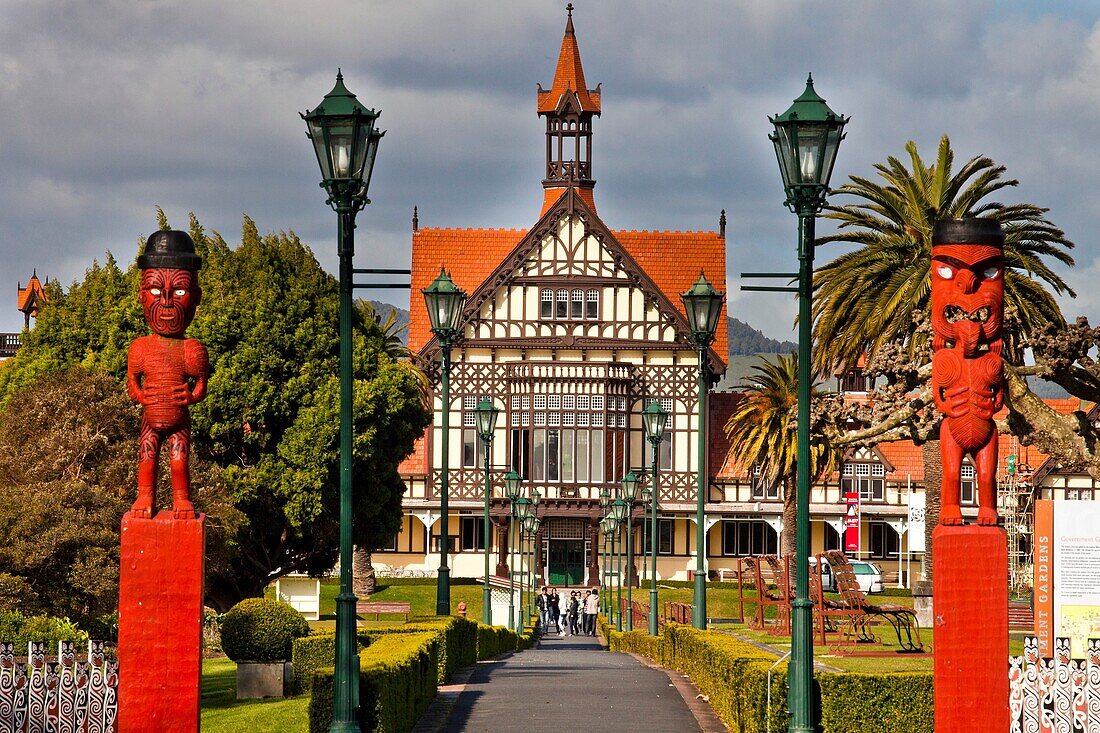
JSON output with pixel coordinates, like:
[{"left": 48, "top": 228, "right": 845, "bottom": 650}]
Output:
[{"left": 999, "top": 437, "right": 1036, "bottom": 597}]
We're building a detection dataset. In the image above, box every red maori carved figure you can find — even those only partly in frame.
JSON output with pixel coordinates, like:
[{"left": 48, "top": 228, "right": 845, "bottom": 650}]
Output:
[
  {"left": 126, "top": 231, "right": 209, "bottom": 519},
  {"left": 930, "top": 217, "right": 1005, "bottom": 526}
]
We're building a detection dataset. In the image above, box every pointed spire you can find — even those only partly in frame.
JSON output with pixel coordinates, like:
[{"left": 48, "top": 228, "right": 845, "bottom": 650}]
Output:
[
  {"left": 537, "top": 5, "right": 600, "bottom": 115},
  {"left": 412, "top": 205, "right": 419, "bottom": 232}
]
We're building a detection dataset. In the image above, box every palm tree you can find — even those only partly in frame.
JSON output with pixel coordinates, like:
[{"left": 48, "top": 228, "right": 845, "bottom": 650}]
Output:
[
  {"left": 812, "top": 135, "right": 1076, "bottom": 579},
  {"left": 724, "top": 355, "right": 834, "bottom": 558},
  {"left": 813, "top": 134, "right": 1074, "bottom": 371}
]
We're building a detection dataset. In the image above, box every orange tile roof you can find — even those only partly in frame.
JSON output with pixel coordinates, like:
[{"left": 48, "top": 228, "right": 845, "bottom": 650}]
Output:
[
  {"left": 542, "top": 186, "right": 594, "bottom": 217},
  {"left": 399, "top": 434, "right": 428, "bottom": 476},
  {"left": 407, "top": 209, "right": 728, "bottom": 364},
  {"left": 614, "top": 229, "right": 727, "bottom": 362},
  {"left": 537, "top": 10, "right": 600, "bottom": 115},
  {"left": 17, "top": 272, "right": 44, "bottom": 314},
  {"left": 409, "top": 227, "right": 527, "bottom": 352},
  {"left": 709, "top": 392, "right": 743, "bottom": 478}
]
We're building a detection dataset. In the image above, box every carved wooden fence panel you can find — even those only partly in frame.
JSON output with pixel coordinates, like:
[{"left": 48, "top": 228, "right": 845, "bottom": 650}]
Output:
[
  {"left": 0, "top": 641, "right": 117, "bottom": 733},
  {"left": 1010, "top": 636, "right": 1100, "bottom": 733}
]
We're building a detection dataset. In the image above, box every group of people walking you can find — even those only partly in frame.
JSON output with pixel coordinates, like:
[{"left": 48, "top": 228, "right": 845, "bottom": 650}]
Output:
[{"left": 535, "top": 586, "right": 600, "bottom": 637}]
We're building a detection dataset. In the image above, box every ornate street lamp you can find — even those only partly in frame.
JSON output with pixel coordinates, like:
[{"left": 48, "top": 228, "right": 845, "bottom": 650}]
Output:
[
  {"left": 423, "top": 268, "right": 467, "bottom": 616},
  {"left": 642, "top": 401, "right": 667, "bottom": 636},
  {"left": 682, "top": 273, "right": 724, "bottom": 630},
  {"left": 526, "top": 514, "right": 540, "bottom": 624},
  {"left": 609, "top": 501, "right": 627, "bottom": 631},
  {"left": 302, "top": 70, "right": 384, "bottom": 733},
  {"left": 619, "top": 471, "right": 639, "bottom": 631},
  {"left": 505, "top": 470, "right": 524, "bottom": 633},
  {"left": 768, "top": 74, "right": 847, "bottom": 733},
  {"left": 599, "top": 487, "right": 611, "bottom": 614},
  {"left": 475, "top": 398, "right": 500, "bottom": 625}
]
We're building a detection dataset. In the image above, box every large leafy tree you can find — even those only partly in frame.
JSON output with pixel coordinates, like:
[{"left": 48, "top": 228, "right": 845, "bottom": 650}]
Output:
[
  {"left": 810, "top": 136, "right": 1076, "bottom": 581},
  {"left": 0, "top": 212, "right": 430, "bottom": 610},
  {"left": 0, "top": 368, "right": 240, "bottom": 623},
  {"left": 724, "top": 355, "right": 834, "bottom": 558}
]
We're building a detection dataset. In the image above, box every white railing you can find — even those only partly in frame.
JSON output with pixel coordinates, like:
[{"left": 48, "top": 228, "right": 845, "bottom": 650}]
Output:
[
  {"left": 1010, "top": 636, "right": 1100, "bottom": 732},
  {"left": 0, "top": 640, "right": 117, "bottom": 733}
]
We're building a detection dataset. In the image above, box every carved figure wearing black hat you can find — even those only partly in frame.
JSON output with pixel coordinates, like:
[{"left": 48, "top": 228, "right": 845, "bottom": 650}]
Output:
[{"left": 126, "top": 230, "right": 209, "bottom": 519}]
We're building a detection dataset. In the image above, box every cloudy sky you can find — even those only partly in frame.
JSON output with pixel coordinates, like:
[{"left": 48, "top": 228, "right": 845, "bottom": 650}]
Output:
[{"left": 1, "top": 0, "right": 1098, "bottom": 341}]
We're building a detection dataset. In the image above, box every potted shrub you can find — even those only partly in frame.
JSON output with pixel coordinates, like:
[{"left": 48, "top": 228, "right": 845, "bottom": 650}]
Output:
[{"left": 220, "top": 598, "right": 310, "bottom": 698}]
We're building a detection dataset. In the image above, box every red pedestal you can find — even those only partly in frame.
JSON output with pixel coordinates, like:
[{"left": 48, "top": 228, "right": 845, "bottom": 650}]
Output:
[
  {"left": 933, "top": 524, "right": 1009, "bottom": 733},
  {"left": 118, "top": 511, "right": 205, "bottom": 733}
]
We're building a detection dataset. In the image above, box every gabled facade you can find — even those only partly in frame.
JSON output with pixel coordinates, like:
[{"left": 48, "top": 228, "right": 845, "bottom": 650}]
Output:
[{"left": 392, "top": 9, "right": 727, "bottom": 587}]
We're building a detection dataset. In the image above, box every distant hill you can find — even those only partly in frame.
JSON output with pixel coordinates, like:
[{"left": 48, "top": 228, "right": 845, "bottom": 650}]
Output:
[
  {"left": 729, "top": 318, "right": 796, "bottom": 356},
  {"left": 363, "top": 300, "right": 410, "bottom": 344},
  {"left": 715, "top": 353, "right": 785, "bottom": 391}
]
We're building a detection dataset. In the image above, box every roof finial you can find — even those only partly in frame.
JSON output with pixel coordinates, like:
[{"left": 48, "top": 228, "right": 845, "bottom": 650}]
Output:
[
  {"left": 565, "top": 3, "right": 574, "bottom": 33},
  {"left": 412, "top": 205, "right": 419, "bottom": 232},
  {"left": 806, "top": 72, "right": 814, "bottom": 85},
  {"left": 337, "top": 67, "right": 343, "bottom": 82},
  {"left": 719, "top": 209, "right": 726, "bottom": 237},
  {"left": 567, "top": 3, "right": 573, "bottom": 17}
]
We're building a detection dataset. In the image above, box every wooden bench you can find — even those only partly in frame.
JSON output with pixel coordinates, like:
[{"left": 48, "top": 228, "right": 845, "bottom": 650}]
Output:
[
  {"left": 356, "top": 601, "right": 411, "bottom": 622},
  {"left": 713, "top": 568, "right": 742, "bottom": 583},
  {"left": 754, "top": 555, "right": 792, "bottom": 635},
  {"left": 819, "top": 550, "right": 923, "bottom": 653}
]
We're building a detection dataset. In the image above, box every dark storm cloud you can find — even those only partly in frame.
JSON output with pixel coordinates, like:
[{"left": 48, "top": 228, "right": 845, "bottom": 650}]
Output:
[{"left": 0, "top": 0, "right": 1096, "bottom": 343}]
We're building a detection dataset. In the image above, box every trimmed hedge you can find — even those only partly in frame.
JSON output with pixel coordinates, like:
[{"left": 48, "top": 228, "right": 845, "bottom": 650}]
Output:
[
  {"left": 361, "top": 616, "right": 479, "bottom": 683},
  {"left": 291, "top": 632, "right": 343, "bottom": 695},
  {"left": 305, "top": 614, "right": 538, "bottom": 731},
  {"left": 604, "top": 619, "right": 933, "bottom": 733},
  {"left": 221, "top": 598, "right": 310, "bottom": 662},
  {"left": 309, "top": 631, "right": 440, "bottom": 733},
  {"left": 294, "top": 616, "right": 482, "bottom": 695}
]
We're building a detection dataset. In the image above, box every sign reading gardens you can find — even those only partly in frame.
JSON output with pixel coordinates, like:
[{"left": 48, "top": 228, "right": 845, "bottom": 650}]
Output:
[{"left": 1034, "top": 499, "right": 1100, "bottom": 658}]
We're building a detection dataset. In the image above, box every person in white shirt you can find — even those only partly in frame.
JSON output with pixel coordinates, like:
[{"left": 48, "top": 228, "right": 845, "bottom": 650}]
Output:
[{"left": 584, "top": 588, "right": 600, "bottom": 636}]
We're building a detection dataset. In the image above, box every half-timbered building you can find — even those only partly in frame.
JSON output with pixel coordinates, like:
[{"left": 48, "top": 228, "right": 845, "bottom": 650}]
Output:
[{"left": 392, "top": 9, "right": 727, "bottom": 587}]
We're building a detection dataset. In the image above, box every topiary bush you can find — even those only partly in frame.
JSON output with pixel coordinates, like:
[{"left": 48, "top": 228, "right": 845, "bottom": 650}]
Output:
[{"left": 220, "top": 598, "right": 310, "bottom": 662}]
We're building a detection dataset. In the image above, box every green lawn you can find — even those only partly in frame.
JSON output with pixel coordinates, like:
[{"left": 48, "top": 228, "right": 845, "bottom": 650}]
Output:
[{"left": 201, "top": 657, "right": 309, "bottom": 733}]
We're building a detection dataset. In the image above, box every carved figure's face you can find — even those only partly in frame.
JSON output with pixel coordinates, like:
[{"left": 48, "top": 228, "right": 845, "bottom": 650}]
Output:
[
  {"left": 140, "top": 268, "right": 201, "bottom": 336},
  {"left": 930, "top": 243, "right": 1004, "bottom": 356}
]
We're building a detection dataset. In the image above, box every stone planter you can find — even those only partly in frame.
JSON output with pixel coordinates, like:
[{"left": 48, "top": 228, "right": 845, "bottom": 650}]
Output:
[{"left": 236, "top": 661, "right": 293, "bottom": 699}]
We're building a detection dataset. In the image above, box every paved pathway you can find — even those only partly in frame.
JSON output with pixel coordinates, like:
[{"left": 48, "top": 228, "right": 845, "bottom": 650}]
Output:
[{"left": 415, "top": 631, "right": 723, "bottom": 733}]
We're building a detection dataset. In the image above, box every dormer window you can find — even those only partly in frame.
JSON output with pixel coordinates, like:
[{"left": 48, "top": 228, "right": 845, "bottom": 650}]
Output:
[
  {"left": 540, "top": 287, "right": 600, "bottom": 321},
  {"left": 841, "top": 461, "right": 885, "bottom": 502}
]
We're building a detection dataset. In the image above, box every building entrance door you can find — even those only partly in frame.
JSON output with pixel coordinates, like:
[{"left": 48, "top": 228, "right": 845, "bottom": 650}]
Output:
[{"left": 548, "top": 539, "right": 585, "bottom": 585}]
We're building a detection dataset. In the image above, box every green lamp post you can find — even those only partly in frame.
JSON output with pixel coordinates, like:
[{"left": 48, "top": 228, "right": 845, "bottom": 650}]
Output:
[
  {"left": 302, "top": 70, "right": 384, "bottom": 733},
  {"left": 642, "top": 401, "right": 667, "bottom": 636},
  {"left": 640, "top": 486, "right": 652, "bottom": 587},
  {"left": 768, "top": 74, "right": 847, "bottom": 733},
  {"left": 681, "top": 273, "right": 724, "bottom": 630},
  {"left": 610, "top": 500, "right": 627, "bottom": 631},
  {"left": 598, "top": 487, "right": 611, "bottom": 614},
  {"left": 507, "top": 470, "right": 528, "bottom": 633},
  {"left": 475, "top": 398, "right": 500, "bottom": 625},
  {"left": 423, "top": 269, "right": 467, "bottom": 616},
  {"left": 619, "top": 472, "right": 639, "bottom": 631},
  {"left": 527, "top": 514, "right": 540, "bottom": 623}
]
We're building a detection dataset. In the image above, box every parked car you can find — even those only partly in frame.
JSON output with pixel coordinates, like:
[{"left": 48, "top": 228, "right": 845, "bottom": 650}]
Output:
[
  {"left": 809, "top": 555, "right": 884, "bottom": 594},
  {"left": 808, "top": 556, "right": 836, "bottom": 593},
  {"left": 850, "top": 561, "right": 884, "bottom": 594}
]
